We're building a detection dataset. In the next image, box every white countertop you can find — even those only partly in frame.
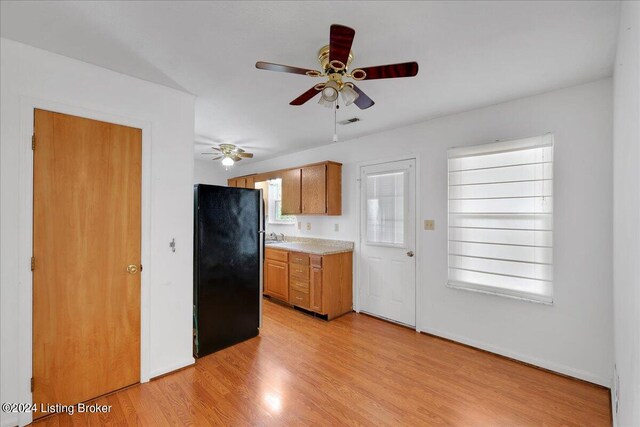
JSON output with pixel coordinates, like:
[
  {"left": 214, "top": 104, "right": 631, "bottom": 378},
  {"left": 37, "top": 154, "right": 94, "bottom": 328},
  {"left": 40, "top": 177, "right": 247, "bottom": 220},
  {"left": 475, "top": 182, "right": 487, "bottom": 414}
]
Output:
[{"left": 265, "top": 237, "right": 354, "bottom": 255}]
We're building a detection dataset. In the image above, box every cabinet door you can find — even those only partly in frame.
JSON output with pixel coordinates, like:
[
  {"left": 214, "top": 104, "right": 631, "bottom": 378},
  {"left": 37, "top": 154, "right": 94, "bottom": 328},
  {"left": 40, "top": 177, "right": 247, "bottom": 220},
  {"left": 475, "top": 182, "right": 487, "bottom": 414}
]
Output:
[
  {"left": 302, "top": 164, "right": 326, "bottom": 214},
  {"left": 310, "top": 266, "right": 323, "bottom": 312},
  {"left": 281, "top": 168, "right": 301, "bottom": 214},
  {"left": 245, "top": 176, "right": 255, "bottom": 189},
  {"left": 265, "top": 260, "right": 289, "bottom": 301},
  {"left": 227, "top": 178, "right": 236, "bottom": 187},
  {"left": 236, "top": 177, "right": 247, "bottom": 188}
]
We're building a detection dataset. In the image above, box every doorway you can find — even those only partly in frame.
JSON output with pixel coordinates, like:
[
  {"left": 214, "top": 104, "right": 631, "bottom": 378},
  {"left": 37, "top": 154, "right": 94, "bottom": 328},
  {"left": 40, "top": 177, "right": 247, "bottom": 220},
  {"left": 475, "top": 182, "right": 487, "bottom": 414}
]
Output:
[
  {"left": 32, "top": 109, "right": 142, "bottom": 416},
  {"left": 359, "top": 158, "right": 417, "bottom": 327}
]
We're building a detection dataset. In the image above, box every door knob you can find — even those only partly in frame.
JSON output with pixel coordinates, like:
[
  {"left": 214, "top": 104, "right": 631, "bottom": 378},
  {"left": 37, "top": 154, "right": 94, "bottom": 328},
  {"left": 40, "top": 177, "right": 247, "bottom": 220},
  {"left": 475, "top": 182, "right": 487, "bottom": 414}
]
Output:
[
  {"left": 407, "top": 251, "right": 414, "bottom": 257},
  {"left": 127, "top": 264, "right": 138, "bottom": 274}
]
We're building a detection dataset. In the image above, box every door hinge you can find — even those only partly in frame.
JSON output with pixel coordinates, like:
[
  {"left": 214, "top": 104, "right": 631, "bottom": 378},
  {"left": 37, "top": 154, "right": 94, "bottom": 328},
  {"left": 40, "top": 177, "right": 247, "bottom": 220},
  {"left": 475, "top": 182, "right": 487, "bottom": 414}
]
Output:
[
  {"left": 140, "top": 264, "right": 143, "bottom": 272},
  {"left": 31, "top": 256, "right": 35, "bottom": 271},
  {"left": 31, "top": 377, "right": 34, "bottom": 392},
  {"left": 32, "top": 134, "right": 36, "bottom": 150}
]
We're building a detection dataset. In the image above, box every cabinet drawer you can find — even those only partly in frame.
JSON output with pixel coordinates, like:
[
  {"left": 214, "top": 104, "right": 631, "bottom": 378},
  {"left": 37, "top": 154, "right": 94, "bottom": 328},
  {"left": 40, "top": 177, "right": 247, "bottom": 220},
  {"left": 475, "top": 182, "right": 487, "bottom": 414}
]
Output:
[
  {"left": 290, "top": 252, "right": 309, "bottom": 266},
  {"left": 290, "top": 278, "right": 309, "bottom": 293},
  {"left": 290, "top": 288, "right": 310, "bottom": 309},
  {"left": 289, "top": 265, "right": 309, "bottom": 281},
  {"left": 266, "top": 248, "right": 288, "bottom": 262}
]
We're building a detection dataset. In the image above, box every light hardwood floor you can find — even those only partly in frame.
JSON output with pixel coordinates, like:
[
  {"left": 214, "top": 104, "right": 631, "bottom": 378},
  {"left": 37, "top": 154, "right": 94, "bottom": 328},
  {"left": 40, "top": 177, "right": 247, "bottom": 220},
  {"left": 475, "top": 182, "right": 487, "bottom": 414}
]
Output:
[{"left": 34, "top": 299, "right": 611, "bottom": 426}]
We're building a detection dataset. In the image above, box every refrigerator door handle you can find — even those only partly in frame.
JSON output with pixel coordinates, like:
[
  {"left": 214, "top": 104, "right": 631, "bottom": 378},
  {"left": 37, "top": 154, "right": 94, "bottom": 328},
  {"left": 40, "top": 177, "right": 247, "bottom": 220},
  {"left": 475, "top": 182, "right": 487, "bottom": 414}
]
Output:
[{"left": 258, "top": 189, "right": 264, "bottom": 330}]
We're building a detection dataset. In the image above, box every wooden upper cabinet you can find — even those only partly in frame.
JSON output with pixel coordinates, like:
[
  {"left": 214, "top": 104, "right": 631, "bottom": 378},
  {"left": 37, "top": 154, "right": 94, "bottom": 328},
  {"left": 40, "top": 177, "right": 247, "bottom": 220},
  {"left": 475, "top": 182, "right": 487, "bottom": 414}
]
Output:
[
  {"left": 227, "top": 175, "right": 255, "bottom": 188},
  {"left": 302, "top": 164, "right": 326, "bottom": 214},
  {"left": 281, "top": 168, "right": 302, "bottom": 215},
  {"left": 231, "top": 161, "right": 341, "bottom": 215},
  {"left": 301, "top": 162, "right": 341, "bottom": 215}
]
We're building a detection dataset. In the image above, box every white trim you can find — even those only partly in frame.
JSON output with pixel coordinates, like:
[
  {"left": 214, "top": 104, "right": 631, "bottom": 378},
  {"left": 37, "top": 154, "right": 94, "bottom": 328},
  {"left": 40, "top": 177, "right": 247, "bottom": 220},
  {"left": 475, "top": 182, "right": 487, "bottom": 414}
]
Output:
[
  {"left": 447, "top": 280, "right": 553, "bottom": 305},
  {"left": 354, "top": 154, "right": 422, "bottom": 332},
  {"left": 17, "top": 97, "right": 153, "bottom": 426},
  {"left": 149, "top": 358, "right": 195, "bottom": 379},
  {"left": 421, "top": 326, "right": 611, "bottom": 388},
  {"left": 448, "top": 133, "right": 554, "bottom": 158}
]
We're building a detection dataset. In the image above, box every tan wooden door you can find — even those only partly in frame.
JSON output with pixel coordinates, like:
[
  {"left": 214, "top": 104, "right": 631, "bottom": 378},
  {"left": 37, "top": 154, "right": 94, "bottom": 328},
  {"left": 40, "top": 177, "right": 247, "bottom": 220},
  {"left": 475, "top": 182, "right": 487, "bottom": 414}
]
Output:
[{"left": 32, "top": 109, "right": 142, "bottom": 416}]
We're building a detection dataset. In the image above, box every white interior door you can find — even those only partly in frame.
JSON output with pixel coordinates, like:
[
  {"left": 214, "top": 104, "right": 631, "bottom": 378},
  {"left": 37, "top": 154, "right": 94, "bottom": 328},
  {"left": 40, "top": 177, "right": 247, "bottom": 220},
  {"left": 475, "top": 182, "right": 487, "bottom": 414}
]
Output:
[{"left": 359, "top": 159, "right": 416, "bottom": 326}]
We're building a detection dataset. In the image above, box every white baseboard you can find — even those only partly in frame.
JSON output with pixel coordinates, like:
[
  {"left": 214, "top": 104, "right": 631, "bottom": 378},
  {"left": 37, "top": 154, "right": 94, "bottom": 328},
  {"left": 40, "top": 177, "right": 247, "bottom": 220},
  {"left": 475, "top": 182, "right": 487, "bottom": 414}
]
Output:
[
  {"left": 421, "top": 326, "right": 612, "bottom": 388},
  {"left": 149, "top": 357, "right": 195, "bottom": 380},
  {"left": 611, "top": 388, "right": 617, "bottom": 427}
]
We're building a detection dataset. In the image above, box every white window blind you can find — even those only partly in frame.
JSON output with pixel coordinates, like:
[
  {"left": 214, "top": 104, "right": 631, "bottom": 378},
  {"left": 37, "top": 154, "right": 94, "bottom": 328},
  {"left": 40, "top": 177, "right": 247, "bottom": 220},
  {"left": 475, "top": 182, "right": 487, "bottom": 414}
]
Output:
[
  {"left": 447, "top": 134, "right": 554, "bottom": 303},
  {"left": 366, "top": 172, "right": 406, "bottom": 246}
]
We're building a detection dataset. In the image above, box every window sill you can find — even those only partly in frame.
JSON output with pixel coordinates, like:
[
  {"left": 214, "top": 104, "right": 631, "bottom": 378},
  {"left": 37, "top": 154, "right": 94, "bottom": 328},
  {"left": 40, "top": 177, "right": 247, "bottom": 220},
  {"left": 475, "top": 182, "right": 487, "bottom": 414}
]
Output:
[{"left": 446, "top": 281, "right": 553, "bottom": 305}]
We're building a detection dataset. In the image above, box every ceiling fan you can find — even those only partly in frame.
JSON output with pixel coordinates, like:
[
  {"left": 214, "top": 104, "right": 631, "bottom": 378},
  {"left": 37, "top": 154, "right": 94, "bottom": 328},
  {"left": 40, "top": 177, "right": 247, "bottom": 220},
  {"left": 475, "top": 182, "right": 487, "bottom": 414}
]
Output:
[
  {"left": 256, "top": 24, "right": 419, "bottom": 109},
  {"left": 201, "top": 143, "right": 254, "bottom": 168}
]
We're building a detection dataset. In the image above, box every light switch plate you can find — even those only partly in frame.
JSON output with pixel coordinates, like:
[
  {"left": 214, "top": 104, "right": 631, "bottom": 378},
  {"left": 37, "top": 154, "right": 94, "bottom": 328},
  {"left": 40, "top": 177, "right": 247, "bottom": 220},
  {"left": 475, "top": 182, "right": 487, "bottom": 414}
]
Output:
[
  {"left": 297, "top": 221, "right": 302, "bottom": 230},
  {"left": 424, "top": 220, "right": 435, "bottom": 231},
  {"left": 334, "top": 223, "right": 339, "bottom": 232}
]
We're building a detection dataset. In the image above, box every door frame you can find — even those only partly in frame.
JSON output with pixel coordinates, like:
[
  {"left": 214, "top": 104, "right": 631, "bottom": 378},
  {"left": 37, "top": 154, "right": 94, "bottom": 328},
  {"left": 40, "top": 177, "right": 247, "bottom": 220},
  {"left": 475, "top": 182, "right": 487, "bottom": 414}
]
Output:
[
  {"left": 354, "top": 154, "right": 423, "bottom": 332},
  {"left": 17, "top": 97, "right": 152, "bottom": 426}
]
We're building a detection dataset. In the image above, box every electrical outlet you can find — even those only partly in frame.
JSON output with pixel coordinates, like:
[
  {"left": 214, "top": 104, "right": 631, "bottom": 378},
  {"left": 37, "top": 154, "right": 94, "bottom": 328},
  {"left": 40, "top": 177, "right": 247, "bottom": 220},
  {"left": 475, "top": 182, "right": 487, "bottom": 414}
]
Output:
[
  {"left": 424, "top": 220, "right": 435, "bottom": 231},
  {"left": 297, "top": 221, "right": 302, "bottom": 230},
  {"left": 306, "top": 222, "right": 311, "bottom": 231},
  {"left": 334, "top": 223, "right": 339, "bottom": 232}
]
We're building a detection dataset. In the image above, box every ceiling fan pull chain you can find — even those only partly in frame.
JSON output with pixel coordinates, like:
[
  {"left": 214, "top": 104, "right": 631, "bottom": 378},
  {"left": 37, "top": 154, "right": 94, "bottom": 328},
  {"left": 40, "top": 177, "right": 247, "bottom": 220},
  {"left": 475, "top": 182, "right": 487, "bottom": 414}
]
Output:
[{"left": 333, "top": 100, "right": 339, "bottom": 142}]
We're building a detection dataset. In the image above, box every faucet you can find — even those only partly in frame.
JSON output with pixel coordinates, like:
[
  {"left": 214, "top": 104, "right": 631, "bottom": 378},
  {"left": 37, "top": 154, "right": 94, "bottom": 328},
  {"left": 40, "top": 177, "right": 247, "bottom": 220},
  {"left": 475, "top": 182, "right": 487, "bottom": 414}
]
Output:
[
  {"left": 269, "top": 232, "right": 277, "bottom": 241},
  {"left": 280, "top": 233, "right": 285, "bottom": 242}
]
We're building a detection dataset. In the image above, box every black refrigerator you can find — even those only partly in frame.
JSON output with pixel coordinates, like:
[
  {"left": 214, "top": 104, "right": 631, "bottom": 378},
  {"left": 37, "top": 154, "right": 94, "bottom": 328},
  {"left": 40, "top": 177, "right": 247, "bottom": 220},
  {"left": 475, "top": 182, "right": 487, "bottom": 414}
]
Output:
[{"left": 193, "top": 184, "right": 264, "bottom": 358}]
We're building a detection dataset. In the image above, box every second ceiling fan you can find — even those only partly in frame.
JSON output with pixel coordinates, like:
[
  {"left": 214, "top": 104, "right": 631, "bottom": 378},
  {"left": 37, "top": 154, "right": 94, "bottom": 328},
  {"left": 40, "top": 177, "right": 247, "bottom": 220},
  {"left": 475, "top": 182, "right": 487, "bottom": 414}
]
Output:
[{"left": 256, "top": 24, "right": 419, "bottom": 109}]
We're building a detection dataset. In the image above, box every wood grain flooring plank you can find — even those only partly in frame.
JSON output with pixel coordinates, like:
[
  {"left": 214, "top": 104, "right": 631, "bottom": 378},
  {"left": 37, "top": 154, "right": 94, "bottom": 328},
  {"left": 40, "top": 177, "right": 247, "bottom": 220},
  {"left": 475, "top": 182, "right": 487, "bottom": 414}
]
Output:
[{"left": 33, "top": 299, "right": 611, "bottom": 426}]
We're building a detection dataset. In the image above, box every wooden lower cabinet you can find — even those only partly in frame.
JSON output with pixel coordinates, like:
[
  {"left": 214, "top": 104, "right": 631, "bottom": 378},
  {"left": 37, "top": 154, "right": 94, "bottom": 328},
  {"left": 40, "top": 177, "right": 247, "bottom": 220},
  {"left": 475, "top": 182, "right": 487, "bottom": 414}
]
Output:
[
  {"left": 264, "top": 247, "right": 352, "bottom": 320},
  {"left": 310, "top": 266, "right": 323, "bottom": 312},
  {"left": 264, "top": 249, "right": 289, "bottom": 301}
]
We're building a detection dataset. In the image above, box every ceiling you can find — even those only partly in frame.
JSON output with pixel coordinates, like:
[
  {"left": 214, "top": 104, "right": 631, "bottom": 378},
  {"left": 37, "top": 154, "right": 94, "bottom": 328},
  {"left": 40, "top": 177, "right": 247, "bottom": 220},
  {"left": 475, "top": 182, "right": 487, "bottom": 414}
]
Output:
[{"left": 1, "top": 1, "right": 620, "bottom": 162}]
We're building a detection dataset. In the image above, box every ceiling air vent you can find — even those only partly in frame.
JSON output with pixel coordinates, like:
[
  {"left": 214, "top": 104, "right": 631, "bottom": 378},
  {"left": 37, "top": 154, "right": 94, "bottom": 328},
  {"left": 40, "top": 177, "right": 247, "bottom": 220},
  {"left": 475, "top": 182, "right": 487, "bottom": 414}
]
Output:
[{"left": 338, "top": 117, "right": 361, "bottom": 125}]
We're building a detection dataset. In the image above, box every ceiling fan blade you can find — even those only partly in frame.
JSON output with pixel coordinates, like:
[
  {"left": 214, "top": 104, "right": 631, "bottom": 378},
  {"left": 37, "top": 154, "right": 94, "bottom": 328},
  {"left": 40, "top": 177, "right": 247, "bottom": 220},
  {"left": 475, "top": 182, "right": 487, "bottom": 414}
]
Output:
[
  {"left": 210, "top": 156, "right": 222, "bottom": 161},
  {"left": 256, "top": 61, "right": 320, "bottom": 76},
  {"left": 358, "top": 62, "right": 419, "bottom": 80},
  {"left": 231, "top": 155, "right": 242, "bottom": 162},
  {"left": 351, "top": 85, "right": 375, "bottom": 109},
  {"left": 290, "top": 86, "right": 322, "bottom": 105},
  {"left": 211, "top": 147, "right": 221, "bottom": 151},
  {"left": 329, "top": 24, "right": 355, "bottom": 67},
  {"left": 237, "top": 152, "right": 254, "bottom": 158}
]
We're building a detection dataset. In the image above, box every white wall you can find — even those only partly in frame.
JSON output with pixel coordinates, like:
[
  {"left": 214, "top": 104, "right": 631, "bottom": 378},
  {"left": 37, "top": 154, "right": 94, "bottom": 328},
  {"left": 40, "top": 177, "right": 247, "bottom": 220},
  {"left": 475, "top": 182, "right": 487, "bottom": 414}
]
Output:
[
  {"left": 1, "top": 39, "right": 195, "bottom": 427},
  {"left": 194, "top": 159, "right": 228, "bottom": 185},
  {"left": 235, "top": 78, "right": 614, "bottom": 386},
  {"left": 612, "top": 2, "right": 640, "bottom": 426}
]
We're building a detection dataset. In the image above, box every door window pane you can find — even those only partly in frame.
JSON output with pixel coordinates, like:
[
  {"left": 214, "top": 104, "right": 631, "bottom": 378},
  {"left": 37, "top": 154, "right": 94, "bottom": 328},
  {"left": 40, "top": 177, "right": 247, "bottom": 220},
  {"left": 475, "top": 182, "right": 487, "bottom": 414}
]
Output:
[{"left": 366, "top": 172, "right": 406, "bottom": 245}]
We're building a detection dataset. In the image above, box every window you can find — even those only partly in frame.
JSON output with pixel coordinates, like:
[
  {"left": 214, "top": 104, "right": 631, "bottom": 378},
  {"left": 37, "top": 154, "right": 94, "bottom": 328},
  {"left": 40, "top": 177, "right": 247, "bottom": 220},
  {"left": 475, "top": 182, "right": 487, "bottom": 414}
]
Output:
[
  {"left": 447, "top": 134, "right": 554, "bottom": 303},
  {"left": 267, "top": 179, "right": 295, "bottom": 224},
  {"left": 365, "top": 171, "right": 406, "bottom": 246}
]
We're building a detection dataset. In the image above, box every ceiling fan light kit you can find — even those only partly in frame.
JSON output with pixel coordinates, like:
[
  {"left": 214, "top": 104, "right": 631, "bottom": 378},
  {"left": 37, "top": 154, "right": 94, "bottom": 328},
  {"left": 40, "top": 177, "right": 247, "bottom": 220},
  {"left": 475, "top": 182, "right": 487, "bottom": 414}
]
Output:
[
  {"left": 255, "top": 24, "right": 419, "bottom": 110},
  {"left": 201, "top": 143, "right": 254, "bottom": 168},
  {"left": 340, "top": 83, "right": 359, "bottom": 106}
]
